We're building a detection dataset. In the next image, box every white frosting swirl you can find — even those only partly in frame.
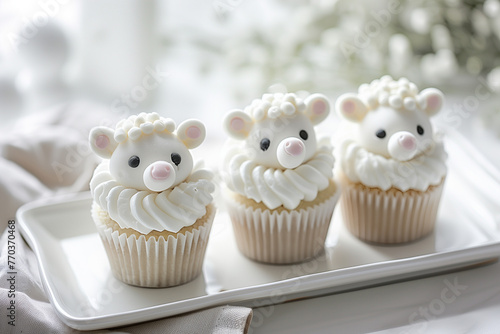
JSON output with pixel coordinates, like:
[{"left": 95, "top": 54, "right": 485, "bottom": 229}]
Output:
[
  {"left": 339, "top": 138, "right": 447, "bottom": 191},
  {"left": 90, "top": 162, "right": 214, "bottom": 234},
  {"left": 225, "top": 143, "right": 334, "bottom": 210}
]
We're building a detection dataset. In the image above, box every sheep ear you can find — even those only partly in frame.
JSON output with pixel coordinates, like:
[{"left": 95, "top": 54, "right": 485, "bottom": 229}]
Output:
[
  {"left": 304, "top": 94, "right": 330, "bottom": 125},
  {"left": 223, "top": 110, "right": 254, "bottom": 139},
  {"left": 177, "top": 119, "right": 206, "bottom": 149},
  {"left": 335, "top": 94, "right": 368, "bottom": 122},
  {"left": 89, "top": 127, "right": 118, "bottom": 159},
  {"left": 420, "top": 88, "right": 444, "bottom": 116}
]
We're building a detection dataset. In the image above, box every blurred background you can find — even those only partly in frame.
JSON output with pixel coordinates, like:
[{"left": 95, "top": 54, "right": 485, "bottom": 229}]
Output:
[
  {"left": 1, "top": 2, "right": 500, "bottom": 332},
  {"left": 1, "top": 0, "right": 500, "bottom": 139}
]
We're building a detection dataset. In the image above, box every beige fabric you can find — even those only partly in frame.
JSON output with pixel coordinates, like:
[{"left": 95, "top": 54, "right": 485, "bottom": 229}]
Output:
[{"left": 0, "top": 101, "right": 110, "bottom": 231}]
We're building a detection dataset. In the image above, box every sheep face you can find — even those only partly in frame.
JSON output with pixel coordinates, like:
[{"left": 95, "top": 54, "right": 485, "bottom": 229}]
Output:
[
  {"left": 109, "top": 132, "right": 193, "bottom": 191},
  {"left": 89, "top": 118, "right": 205, "bottom": 192},
  {"left": 336, "top": 86, "right": 444, "bottom": 162},
  {"left": 224, "top": 94, "right": 330, "bottom": 169}
]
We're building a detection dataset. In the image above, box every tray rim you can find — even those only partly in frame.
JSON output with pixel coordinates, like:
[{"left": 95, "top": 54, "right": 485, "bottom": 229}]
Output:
[{"left": 17, "top": 125, "right": 500, "bottom": 330}]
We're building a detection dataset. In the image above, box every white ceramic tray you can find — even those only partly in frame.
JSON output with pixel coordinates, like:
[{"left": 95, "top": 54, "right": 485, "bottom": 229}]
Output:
[{"left": 18, "top": 127, "right": 500, "bottom": 331}]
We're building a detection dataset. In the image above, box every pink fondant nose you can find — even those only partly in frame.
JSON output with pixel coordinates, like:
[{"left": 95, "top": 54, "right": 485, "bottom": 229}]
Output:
[
  {"left": 388, "top": 131, "right": 418, "bottom": 161},
  {"left": 151, "top": 162, "right": 171, "bottom": 180},
  {"left": 143, "top": 161, "right": 176, "bottom": 192},
  {"left": 284, "top": 139, "right": 304, "bottom": 156},
  {"left": 399, "top": 135, "right": 416, "bottom": 150},
  {"left": 277, "top": 137, "right": 307, "bottom": 169}
]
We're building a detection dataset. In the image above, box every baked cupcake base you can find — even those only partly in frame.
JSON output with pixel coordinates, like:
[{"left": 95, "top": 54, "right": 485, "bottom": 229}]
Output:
[
  {"left": 226, "top": 181, "right": 340, "bottom": 264},
  {"left": 91, "top": 203, "right": 215, "bottom": 288},
  {"left": 339, "top": 173, "right": 445, "bottom": 244}
]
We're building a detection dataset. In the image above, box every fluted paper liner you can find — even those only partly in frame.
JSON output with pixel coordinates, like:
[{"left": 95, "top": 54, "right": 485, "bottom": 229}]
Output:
[
  {"left": 92, "top": 203, "right": 215, "bottom": 288},
  {"left": 339, "top": 174, "right": 445, "bottom": 244},
  {"left": 226, "top": 182, "right": 340, "bottom": 264}
]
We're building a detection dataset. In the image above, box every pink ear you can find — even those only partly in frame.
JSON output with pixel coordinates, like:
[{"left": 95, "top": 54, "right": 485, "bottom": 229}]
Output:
[
  {"left": 335, "top": 93, "right": 368, "bottom": 122},
  {"left": 341, "top": 100, "right": 356, "bottom": 114},
  {"left": 186, "top": 125, "right": 202, "bottom": 139},
  {"left": 420, "top": 88, "right": 444, "bottom": 116},
  {"left": 427, "top": 95, "right": 441, "bottom": 110},
  {"left": 223, "top": 110, "right": 254, "bottom": 139},
  {"left": 95, "top": 134, "right": 110, "bottom": 149},
  {"left": 313, "top": 100, "right": 327, "bottom": 114},
  {"left": 89, "top": 127, "right": 118, "bottom": 159},
  {"left": 177, "top": 119, "right": 206, "bottom": 149},
  {"left": 304, "top": 94, "right": 330, "bottom": 125},
  {"left": 230, "top": 117, "right": 245, "bottom": 132}
]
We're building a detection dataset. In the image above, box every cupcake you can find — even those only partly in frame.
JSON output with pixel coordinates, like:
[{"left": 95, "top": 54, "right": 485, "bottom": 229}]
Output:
[
  {"left": 88, "top": 112, "right": 215, "bottom": 287},
  {"left": 222, "top": 92, "right": 340, "bottom": 264},
  {"left": 335, "top": 76, "right": 447, "bottom": 244}
]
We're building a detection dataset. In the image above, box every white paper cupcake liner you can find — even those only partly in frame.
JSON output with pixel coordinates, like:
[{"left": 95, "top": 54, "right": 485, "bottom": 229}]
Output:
[
  {"left": 227, "top": 189, "right": 340, "bottom": 264},
  {"left": 340, "top": 177, "right": 445, "bottom": 244},
  {"left": 93, "top": 204, "right": 215, "bottom": 288}
]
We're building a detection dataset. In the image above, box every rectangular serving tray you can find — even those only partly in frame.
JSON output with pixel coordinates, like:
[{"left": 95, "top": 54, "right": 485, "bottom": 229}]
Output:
[{"left": 18, "top": 126, "right": 500, "bottom": 331}]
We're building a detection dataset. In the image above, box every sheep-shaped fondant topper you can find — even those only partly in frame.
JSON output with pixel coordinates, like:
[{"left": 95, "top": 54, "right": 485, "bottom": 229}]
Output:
[
  {"left": 89, "top": 112, "right": 205, "bottom": 192},
  {"left": 223, "top": 92, "right": 330, "bottom": 169},
  {"left": 335, "top": 76, "right": 444, "bottom": 162}
]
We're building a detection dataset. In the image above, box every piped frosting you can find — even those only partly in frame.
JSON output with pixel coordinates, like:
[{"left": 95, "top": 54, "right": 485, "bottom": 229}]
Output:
[
  {"left": 339, "top": 136, "right": 447, "bottom": 191},
  {"left": 90, "top": 162, "right": 214, "bottom": 234},
  {"left": 225, "top": 139, "right": 334, "bottom": 210}
]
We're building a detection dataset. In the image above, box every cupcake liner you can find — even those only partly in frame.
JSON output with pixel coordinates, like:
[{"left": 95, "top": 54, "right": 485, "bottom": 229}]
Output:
[
  {"left": 226, "top": 186, "right": 340, "bottom": 264},
  {"left": 339, "top": 176, "right": 445, "bottom": 244},
  {"left": 92, "top": 203, "right": 215, "bottom": 288}
]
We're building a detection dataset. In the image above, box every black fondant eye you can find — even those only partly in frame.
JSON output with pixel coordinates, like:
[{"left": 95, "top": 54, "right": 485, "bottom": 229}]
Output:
[
  {"left": 260, "top": 138, "right": 270, "bottom": 151},
  {"left": 376, "top": 129, "right": 386, "bottom": 139},
  {"left": 128, "top": 155, "right": 140, "bottom": 168},
  {"left": 299, "top": 130, "right": 308, "bottom": 140},
  {"left": 417, "top": 125, "right": 424, "bottom": 135},
  {"left": 171, "top": 153, "right": 181, "bottom": 166}
]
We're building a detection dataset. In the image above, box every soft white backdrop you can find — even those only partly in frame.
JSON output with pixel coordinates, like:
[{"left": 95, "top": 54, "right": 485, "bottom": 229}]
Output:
[{"left": 1, "top": 1, "right": 500, "bottom": 333}]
